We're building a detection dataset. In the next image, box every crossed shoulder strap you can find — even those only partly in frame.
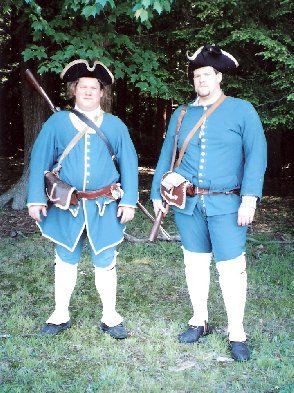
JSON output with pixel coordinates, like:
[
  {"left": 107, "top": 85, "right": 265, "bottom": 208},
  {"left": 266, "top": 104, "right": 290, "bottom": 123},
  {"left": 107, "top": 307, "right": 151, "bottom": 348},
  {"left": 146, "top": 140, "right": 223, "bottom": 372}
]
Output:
[
  {"left": 54, "top": 109, "right": 119, "bottom": 173},
  {"left": 71, "top": 109, "right": 117, "bottom": 164}
]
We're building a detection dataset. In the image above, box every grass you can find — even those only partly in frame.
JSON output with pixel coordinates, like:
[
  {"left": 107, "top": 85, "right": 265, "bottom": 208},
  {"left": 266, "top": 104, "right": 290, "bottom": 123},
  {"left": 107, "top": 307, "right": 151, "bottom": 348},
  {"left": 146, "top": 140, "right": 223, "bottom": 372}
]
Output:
[{"left": 0, "top": 197, "right": 293, "bottom": 392}]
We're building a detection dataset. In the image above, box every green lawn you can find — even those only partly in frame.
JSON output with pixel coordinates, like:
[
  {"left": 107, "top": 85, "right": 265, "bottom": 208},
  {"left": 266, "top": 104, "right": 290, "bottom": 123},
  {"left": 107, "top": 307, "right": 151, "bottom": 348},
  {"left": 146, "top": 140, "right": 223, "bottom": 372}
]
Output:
[{"left": 0, "top": 197, "right": 293, "bottom": 392}]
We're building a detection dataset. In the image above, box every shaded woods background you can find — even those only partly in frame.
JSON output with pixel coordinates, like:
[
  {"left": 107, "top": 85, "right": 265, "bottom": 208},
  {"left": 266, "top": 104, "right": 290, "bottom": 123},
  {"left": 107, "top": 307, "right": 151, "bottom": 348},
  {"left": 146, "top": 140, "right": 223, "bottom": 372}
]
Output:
[{"left": 0, "top": 0, "right": 293, "bottom": 207}]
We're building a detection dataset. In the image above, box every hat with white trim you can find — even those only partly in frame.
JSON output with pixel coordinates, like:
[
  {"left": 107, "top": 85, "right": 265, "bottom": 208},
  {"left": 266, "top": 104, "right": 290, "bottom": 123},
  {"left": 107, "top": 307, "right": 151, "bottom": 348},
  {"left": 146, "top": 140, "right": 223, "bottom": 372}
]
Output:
[
  {"left": 60, "top": 59, "right": 114, "bottom": 86},
  {"left": 187, "top": 44, "right": 239, "bottom": 74}
]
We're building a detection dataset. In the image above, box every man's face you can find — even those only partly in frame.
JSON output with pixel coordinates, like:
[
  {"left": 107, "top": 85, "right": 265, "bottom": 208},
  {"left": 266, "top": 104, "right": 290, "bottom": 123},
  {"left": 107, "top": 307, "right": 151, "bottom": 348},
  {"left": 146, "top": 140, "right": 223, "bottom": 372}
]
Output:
[
  {"left": 74, "top": 77, "right": 103, "bottom": 111},
  {"left": 193, "top": 66, "right": 222, "bottom": 98}
]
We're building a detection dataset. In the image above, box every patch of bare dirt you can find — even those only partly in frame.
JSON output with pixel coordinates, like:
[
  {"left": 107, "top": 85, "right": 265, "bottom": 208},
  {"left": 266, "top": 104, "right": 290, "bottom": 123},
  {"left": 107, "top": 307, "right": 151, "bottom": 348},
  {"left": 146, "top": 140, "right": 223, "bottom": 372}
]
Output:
[
  {"left": 0, "top": 156, "right": 24, "bottom": 195},
  {"left": 0, "top": 208, "right": 37, "bottom": 238}
]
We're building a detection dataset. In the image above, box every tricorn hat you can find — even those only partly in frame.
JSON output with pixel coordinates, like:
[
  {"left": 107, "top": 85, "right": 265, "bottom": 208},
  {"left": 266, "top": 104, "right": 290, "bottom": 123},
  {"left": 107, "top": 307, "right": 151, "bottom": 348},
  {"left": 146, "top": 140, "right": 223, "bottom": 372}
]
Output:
[
  {"left": 187, "top": 44, "right": 239, "bottom": 74},
  {"left": 60, "top": 59, "right": 114, "bottom": 86}
]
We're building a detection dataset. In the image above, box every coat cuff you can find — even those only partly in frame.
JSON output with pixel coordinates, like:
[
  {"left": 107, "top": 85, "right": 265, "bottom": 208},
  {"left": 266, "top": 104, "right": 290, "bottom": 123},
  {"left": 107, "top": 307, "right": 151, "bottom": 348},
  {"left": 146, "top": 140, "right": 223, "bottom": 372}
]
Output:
[
  {"left": 118, "top": 204, "right": 137, "bottom": 209},
  {"left": 27, "top": 202, "right": 48, "bottom": 207}
]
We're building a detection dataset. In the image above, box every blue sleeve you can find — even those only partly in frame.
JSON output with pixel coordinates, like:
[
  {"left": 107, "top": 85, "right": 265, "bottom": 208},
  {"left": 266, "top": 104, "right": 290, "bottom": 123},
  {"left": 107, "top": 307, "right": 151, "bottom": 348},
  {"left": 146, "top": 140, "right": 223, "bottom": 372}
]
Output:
[
  {"left": 115, "top": 121, "right": 138, "bottom": 207},
  {"left": 27, "top": 116, "right": 57, "bottom": 205},
  {"left": 240, "top": 103, "right": 267, "bottom": 199},
  {"left": 150, "top": 106, "right": 183, "bottom": 200}
]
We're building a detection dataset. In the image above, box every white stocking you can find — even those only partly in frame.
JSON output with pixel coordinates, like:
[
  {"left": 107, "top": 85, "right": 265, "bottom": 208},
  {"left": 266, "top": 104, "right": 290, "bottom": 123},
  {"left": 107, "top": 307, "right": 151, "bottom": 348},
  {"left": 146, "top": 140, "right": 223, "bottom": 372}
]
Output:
[
  {"left": 183, "top": 248, "right": 212, "bottom": 326},
  {"left": 46, "top": 254, "right": 78, "bottom": 325},
  {"left": 95, "top": 257, "right": 123, "bottom": 327},
  {"left": 216, "top": 254, "right": 247, "bottom": 342}
]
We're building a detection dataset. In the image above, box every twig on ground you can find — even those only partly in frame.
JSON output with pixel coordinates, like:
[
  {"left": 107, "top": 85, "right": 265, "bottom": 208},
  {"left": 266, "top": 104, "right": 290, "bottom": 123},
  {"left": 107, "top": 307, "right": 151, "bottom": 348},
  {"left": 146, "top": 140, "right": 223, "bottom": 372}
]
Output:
[
  {"left": 124, "top": 234, "right": 291, "bottom": 244},
  {"left": 124, "top": 233, "right": 180, "bottom": 243},
  {"left": 247, "top": 236, "right": 293, "bottom": 244}
]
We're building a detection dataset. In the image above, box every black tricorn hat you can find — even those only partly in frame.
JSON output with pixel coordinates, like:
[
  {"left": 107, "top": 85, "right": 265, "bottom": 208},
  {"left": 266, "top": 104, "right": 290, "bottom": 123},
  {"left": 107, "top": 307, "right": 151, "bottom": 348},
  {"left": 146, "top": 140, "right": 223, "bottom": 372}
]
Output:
[
  {"left": 60, "top": 59, "right": 114, "bottom": 86},
  {"left": 187, "top": 44, "right": 239, "bottom": 75}
]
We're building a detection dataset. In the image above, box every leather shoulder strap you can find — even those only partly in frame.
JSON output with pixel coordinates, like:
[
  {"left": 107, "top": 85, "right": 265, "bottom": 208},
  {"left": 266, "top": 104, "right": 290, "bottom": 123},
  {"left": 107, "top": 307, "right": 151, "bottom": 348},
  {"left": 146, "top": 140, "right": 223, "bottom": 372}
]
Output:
[
  {"left": 175, "top": 94, "right": 226, "bottom": 168},
  {"left": 71, "top": 109, "right": 119, "bottom": 172},
  {"left": 169, "top": 105, "right": 188, "bottom": 171},
  {"left": 55, "top": 127, "right": 87, "bottom": 172}
]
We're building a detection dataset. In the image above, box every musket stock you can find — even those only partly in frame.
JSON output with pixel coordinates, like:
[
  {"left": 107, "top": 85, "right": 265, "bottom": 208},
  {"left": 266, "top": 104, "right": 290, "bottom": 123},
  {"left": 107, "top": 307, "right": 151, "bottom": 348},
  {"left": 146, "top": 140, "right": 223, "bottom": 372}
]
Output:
[
  {"left": 137, "top": 201, "right": 171, "bottom": 240},
  {"left": 149, "top": 202, "right": 170, "bottom": 241},
  {"left": 25, "top": 69, "right": 57, "bottom": 113},
  {"left": 148, "top": 105, "right": 188, "bottom": 242},
  {"left": 149, "top": 209, "right": 164, "bottom": 242}
]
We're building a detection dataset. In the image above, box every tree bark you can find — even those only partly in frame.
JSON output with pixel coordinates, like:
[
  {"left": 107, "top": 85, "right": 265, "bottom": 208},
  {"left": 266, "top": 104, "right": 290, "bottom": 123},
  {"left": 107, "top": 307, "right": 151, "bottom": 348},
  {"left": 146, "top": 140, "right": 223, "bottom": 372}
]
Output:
[
  {"left": 0, "top": 11, "right": 51, "bottom": 210},
  {"left": 101, "top": 85, "right": 113, "bottom": 113},
  {"left": 154, "top": 98, "right": 167, "bottom": 155},
  {"left": 0, "top": 67, "right": 51, "bottom": 209}
]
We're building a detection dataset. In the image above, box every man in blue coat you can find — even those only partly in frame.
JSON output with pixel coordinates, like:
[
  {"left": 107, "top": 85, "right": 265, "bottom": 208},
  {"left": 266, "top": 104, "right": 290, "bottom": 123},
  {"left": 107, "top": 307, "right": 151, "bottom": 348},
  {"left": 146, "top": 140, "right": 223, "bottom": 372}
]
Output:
[
  {"left": 151, "top": 45, "right": 267, "bottom": 360},
  {"left": 27, "top": 59, "right": 138, "bottom": 339}
]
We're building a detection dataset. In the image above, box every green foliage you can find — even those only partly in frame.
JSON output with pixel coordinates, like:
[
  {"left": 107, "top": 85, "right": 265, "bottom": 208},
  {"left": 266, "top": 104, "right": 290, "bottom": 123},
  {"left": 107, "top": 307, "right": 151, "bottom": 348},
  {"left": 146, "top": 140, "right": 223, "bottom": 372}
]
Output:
[
  {"left": 5, "top": 0, "right": 294, "bottom": 130},
  {"left": 17, "top": 0, "right": 175, "bottom": 99}
]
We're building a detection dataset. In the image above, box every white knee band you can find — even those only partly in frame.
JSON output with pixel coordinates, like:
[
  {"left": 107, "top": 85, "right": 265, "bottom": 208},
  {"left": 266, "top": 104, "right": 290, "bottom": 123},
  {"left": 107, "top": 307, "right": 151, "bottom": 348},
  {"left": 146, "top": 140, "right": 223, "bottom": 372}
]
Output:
[
  {"left": 216, "top": 253, "right": 246, "bottom": 276},
  {"left": 182, "top": 248, "right": 212, "bottom": 269}
]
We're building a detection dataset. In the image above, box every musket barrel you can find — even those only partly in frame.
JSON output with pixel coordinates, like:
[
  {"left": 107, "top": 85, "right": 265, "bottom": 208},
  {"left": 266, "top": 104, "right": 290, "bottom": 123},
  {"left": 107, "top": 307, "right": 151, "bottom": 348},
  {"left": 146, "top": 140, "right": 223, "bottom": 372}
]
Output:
[{"left": 25, "top": 69, "right": 57, "bottom": 113}]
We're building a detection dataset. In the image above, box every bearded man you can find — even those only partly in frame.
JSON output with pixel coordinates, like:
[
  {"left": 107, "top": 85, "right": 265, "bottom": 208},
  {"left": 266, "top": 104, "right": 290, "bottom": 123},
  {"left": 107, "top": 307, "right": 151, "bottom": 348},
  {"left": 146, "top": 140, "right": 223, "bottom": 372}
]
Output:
[{"left": 151, "top": 45, "right": 267, "bottom": 361}]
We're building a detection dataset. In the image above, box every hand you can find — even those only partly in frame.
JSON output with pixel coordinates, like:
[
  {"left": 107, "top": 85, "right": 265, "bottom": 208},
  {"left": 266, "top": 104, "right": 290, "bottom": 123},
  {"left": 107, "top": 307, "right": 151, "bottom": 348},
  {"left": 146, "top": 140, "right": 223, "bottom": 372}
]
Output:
[
  {"left": 117, "top": 206, "right": 135, "bottom": 224},
  {"left": 237, "top": 206, "right": 256, "bottom": 226},
  {"left": 237, "top": 196, "right": 257, "bottom": 226},
  {"left": 28, "top": 205, "right": 47, "bottom": 222},
  {"left": 152, "top": 199, "right": 167, "bottom": 217}
]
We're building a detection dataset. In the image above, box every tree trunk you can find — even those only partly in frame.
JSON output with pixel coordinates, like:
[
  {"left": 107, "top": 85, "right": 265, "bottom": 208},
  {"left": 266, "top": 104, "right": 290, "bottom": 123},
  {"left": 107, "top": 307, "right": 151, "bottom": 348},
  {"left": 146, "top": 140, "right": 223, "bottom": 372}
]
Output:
[
  {"left": 101, "top": 85, "right": 113, "bottom": 113},
  {"left": 0, "top": 66, "right": 51, "bottom": 209},
  {"left": 154, "top": 98, "right": 167, "bottom": 155},
  {"left": 130, "top": 87, "right": 141, "bottom": 150},
  {"left": 0, "top": 12, "right": 51, "bottom": 210},
  {"left": 145, "top": 95, "right": 154, "bottom": 139}
]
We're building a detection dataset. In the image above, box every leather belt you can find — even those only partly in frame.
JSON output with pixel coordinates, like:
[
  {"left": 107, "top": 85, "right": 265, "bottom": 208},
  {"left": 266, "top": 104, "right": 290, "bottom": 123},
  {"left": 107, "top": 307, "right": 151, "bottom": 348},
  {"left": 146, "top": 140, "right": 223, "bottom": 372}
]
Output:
[
  {"left": 70, "top": 183, "right": 118, "bottom": 205},
  {"left": 186, "top": 185, "right": 239, "bottom": 197}
]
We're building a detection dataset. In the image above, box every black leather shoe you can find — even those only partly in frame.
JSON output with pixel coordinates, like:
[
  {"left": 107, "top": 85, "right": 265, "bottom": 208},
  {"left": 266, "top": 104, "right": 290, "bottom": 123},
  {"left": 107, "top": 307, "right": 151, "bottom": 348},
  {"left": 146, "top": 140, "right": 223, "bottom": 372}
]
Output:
[
  {"left": 101, "top": 322, "right": 128, "bottom": 339},
  {"left": 178, "top": 322, "right": 211, "bottom": 344},
  {"left": 40, "top": 320, "right": 71, "bottom": 336},
  {"left": 230, "top": 341, "right": 250, "bottom": 361}
]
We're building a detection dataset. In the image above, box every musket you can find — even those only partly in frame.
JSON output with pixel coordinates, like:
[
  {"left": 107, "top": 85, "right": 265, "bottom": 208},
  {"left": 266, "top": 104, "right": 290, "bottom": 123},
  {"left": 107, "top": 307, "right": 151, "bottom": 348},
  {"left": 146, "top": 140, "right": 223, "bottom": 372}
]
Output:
[
  {"left": 25, "top": 69, "right": 171, "bottom": 237},
  {"left": 25, "top": 69, "right": 58, "bottom": 113},
  {"left": 137, "top": 201, "right": 171, "bottom": 240},
  {"left": 149, "top": 106, "right": 187, "bottom": 242}
]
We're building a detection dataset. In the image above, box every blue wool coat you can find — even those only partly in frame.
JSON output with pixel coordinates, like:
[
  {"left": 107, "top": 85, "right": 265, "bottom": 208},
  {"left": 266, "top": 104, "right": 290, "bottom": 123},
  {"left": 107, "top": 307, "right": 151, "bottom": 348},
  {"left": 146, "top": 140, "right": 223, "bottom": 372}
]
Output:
[
  {"left": 27, "top": 110, "right": 138, "bottom": 254},
  {"left": 151, "top": 97, "right": 267, "bottom": 216}
]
